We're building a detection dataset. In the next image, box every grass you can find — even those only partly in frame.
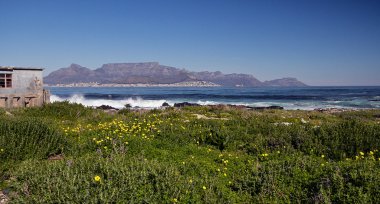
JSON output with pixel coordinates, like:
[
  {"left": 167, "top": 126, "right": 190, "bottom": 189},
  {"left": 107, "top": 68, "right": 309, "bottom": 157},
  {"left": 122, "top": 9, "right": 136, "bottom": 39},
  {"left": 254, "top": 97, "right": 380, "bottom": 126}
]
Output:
[
  {"left": 0, "top": 117, "right": 65, "bottom": 161},
  {"left": 1, "top": 102, "right": 380, "bottom": 203}
]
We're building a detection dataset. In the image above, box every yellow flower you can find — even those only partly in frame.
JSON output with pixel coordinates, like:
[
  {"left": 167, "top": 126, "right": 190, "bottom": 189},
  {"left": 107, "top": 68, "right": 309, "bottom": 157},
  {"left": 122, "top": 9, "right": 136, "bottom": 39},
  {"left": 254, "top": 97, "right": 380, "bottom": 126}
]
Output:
[
  {"left": 223, "top": 173, "right": 227, "bottom": 177},
  {"left": 172, "top": 198, "right": 178, "bottom": 203},
  {"left": 189, "top": 179, "right": 193, "bottom": 183},
  {"left": 94, "top": 175, "right": 101, "bottom": 182},
  {"left": 202, "top": 186, "right": 207, "bottom": 190},
  {"left": 321, "top": 155, "right": 325, "bottom": 158},
  {"left": 360, "top": 152, "right": 364, "bottom": 156}
]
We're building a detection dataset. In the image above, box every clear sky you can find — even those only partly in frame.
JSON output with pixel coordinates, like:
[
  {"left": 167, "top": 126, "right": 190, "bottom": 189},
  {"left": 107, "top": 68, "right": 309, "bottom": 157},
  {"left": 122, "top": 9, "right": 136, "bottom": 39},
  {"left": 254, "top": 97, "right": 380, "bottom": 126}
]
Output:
[{"left": 0, "top": 0, "right": 379, "bottom": 85}]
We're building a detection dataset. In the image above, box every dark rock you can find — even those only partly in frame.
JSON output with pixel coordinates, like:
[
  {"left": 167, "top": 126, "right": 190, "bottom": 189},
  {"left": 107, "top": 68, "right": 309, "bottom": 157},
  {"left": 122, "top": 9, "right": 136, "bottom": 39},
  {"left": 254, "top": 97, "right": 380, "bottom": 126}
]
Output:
[
  {"left": 96, "top": 105, "right": 119, "bottom": 110},
  {"left": 226, "top": 104, "right": 253, "bottom": 110},
  {"left": 251, "top": 106, "right": 284, "bottom": 110},
  {"left": 221, "top": 104, "right": 283, "bottom": 110},
  {"left": 162, "top": 102, "right": 170, "bottom": 107},
  {"left": 314, "top": 108, "right": 349, "bottom": 113},
  {"left": 174, "top": 102, "right": 200, "bottom": 108}
]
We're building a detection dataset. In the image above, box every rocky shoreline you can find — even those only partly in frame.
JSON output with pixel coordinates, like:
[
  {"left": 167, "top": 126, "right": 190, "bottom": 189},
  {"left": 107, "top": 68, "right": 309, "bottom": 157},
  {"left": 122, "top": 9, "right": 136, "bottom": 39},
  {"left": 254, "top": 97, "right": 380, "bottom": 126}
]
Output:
[
  {"left": 95, "top": 102, "right": 284, "bottom": 111},
  {"left": 94, "top": 101, "right": 361, "bottom": 114}
]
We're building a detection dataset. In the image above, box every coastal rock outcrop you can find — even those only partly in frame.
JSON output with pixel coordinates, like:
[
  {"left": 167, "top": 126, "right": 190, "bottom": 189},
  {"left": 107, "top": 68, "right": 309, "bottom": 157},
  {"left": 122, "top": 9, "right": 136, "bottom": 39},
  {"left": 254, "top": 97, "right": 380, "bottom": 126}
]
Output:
[
  {"left": 162, "top": 102, "right": 170, "bottom": 107},
  {"left": 96, "top": 105, "right": 119, "bottom": 110},
  {"left": 174, "top": 102, "right": 200, "bottom": 107}
]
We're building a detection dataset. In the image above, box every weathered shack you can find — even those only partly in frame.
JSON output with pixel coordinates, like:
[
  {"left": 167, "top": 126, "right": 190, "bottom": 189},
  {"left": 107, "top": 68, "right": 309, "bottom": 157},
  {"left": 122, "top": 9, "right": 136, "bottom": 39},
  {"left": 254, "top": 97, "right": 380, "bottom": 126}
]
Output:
[{"left": 0, "top": 66, "right": 50, "bottom": 108}]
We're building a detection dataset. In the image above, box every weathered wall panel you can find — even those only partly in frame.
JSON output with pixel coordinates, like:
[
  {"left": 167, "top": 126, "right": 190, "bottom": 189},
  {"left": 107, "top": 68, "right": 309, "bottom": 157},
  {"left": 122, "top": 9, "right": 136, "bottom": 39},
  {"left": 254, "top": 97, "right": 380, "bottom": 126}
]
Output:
[{"left": 0, "top": 67, "right": 50, "bottom": 108}]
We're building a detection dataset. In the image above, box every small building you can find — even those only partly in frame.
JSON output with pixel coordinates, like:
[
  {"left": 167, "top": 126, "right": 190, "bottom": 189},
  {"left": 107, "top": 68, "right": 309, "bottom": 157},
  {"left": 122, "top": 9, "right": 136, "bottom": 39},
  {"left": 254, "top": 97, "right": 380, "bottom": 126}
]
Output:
[{"left": 0, "top": 66, "right": 50, "bottom": 108}]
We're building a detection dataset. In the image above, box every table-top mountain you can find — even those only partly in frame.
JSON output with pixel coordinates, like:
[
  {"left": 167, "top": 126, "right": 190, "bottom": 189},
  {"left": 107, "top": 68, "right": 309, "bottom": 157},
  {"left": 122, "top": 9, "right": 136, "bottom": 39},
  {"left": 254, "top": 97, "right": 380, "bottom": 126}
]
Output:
[{"left": 44, "top": 62, "right": 307, "bottom": 87}]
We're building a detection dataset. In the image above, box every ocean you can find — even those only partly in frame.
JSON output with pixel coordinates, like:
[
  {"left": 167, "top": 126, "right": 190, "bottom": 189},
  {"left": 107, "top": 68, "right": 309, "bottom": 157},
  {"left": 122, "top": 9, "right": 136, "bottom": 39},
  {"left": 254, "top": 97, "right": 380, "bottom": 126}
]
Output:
[{"left": 48, "top": 86, "right": 380, "bottom": 110}]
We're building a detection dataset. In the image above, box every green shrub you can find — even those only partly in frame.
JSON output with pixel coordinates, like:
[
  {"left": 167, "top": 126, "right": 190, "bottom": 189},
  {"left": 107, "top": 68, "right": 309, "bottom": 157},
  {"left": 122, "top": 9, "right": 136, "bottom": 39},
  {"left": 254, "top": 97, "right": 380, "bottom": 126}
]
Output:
[
  {"left": 10, "top": 155, "right": 244, "bottom": 203},
  {"left": 312, "top": 120, "right": 380, "bottom": 159},
  {"left": 0, "top": 117, "right": 66, "bottom": 161},
  {"left": 0, "top": 108, "right": 5, "bottom": 116},
  {"left": 13, "top": 101, "right": 94, "bottom": 120},
  {"left": 1, "top": 106, "right": 380, "bottom": 203},
  {"left": 232, "top": 153, "right": 380, "bottom": 203}
]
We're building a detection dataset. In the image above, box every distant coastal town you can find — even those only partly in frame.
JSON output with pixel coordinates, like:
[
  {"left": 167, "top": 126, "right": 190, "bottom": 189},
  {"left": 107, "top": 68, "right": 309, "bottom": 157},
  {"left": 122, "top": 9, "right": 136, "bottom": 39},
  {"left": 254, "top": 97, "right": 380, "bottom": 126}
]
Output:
[{"left": 47, "top": 81, "right": 221, "bottom": 87}]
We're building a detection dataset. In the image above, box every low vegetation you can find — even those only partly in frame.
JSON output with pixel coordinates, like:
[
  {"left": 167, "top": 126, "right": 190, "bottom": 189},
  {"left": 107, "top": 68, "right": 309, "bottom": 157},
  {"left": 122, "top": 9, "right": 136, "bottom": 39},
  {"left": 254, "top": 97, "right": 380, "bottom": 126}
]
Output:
[{"left": 1, "top": 102, "right": 380, "bottom": 203}]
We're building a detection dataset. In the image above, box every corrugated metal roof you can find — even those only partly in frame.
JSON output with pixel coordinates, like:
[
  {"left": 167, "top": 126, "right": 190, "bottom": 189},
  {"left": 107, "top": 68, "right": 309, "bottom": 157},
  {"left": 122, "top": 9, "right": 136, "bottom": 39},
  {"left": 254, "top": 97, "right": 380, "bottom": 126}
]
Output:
[{"left": 0, "top": 66, "right": 44, "bottom": 71}]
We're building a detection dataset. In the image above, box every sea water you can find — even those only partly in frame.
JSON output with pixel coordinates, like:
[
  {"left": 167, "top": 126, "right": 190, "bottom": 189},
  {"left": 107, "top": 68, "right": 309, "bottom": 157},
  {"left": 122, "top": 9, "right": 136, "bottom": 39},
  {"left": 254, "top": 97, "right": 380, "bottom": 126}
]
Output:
[{"left": 47, "top": 86, "right": 380, "bottom": 110}]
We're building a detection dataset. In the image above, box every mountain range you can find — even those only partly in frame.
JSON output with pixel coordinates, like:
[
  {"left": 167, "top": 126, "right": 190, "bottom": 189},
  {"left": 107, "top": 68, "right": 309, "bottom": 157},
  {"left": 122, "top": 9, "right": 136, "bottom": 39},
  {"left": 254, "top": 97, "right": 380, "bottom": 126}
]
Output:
[{"left": 44, "top": 62, "right": 307, "bottom": 87}]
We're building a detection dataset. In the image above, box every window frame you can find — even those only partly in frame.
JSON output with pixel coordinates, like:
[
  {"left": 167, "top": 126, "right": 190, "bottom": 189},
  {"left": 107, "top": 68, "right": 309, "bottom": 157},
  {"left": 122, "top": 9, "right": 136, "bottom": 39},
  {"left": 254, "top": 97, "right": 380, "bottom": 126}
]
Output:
[{"left": 0, "top": 73, "right": 12, "bottom": 88}]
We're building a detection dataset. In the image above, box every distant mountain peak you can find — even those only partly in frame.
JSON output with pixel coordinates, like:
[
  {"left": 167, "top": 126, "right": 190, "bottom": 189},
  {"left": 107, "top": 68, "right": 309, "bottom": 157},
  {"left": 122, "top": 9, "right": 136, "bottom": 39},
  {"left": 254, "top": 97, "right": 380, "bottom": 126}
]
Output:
[
  {"left": 68, "top": 63, "right": 85, "bottom": 69},
  {"left": 44, "top": 62, "right": 307, "bottom": 87},
  {"left": 101, "top": 62, "right": 159, "bottom": 68},
  {"left": 263, "top": 77, "right": 307, "bottom": 87}
]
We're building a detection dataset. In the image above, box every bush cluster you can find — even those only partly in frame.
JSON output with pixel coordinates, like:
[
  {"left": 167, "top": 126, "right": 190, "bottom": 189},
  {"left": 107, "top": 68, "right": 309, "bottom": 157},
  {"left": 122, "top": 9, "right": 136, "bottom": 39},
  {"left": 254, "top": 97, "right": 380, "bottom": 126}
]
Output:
[
  {"left": 0, "top": 117, "right": 65, "bottom": 161},
  {"left": 1, "top": 102, "right": 380, "bottom": 203}
]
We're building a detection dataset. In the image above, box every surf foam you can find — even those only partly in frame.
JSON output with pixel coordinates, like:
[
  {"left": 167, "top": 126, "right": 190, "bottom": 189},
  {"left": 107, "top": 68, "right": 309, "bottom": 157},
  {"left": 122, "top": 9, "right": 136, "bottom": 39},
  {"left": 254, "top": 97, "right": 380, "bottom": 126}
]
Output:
[
  {"left": 51, "top": 94, "right": 166, "bottom": 109},
  {"left": 50, "top": 94, "right": 371, "bottom": 110}
]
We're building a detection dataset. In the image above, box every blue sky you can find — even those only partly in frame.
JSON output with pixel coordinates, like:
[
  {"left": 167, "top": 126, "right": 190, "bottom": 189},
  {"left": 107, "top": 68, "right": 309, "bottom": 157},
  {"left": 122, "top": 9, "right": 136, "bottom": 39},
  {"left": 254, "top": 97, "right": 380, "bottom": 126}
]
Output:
[{"left": 0, "top": 0, "right": 379, "bottom": 85}]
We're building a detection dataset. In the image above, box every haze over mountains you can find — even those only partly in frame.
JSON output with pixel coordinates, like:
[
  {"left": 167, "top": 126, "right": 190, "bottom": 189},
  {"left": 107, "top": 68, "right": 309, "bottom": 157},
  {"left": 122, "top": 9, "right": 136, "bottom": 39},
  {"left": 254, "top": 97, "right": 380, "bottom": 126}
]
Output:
[{"left": 44, "top": 62, "right": 307, "bottom": 87}]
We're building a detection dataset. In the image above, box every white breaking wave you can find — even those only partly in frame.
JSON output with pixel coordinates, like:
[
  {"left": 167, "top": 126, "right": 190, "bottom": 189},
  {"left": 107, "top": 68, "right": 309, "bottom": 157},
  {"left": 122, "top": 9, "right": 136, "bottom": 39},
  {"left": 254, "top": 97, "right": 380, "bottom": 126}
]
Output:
[
  {"left": 195, "top": 100, "right": 219, "bottom": 106},
  {"left": 50, "top": 94, "right": 368, "bottom": 110},
  {"left": 51, "top": 94, "right": 166, "bottom": 109}
]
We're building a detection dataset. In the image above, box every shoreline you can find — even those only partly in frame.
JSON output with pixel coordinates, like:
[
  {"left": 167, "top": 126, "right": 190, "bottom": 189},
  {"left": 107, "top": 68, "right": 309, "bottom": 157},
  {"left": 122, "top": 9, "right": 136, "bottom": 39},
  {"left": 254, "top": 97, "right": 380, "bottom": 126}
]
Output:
[
  {"left": 94, "top": 102, "right": 372, "bottom": 114},
  {"left": 49, "top": 97, "right": 378, "bottom": 111}
]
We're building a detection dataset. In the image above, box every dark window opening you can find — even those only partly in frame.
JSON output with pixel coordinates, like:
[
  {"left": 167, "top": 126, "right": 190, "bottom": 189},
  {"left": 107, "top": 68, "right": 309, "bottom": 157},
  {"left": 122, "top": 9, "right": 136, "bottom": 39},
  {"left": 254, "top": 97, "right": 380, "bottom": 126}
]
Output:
[{"left": 0, "top": 74, "right": 12, "bottom": 88}]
